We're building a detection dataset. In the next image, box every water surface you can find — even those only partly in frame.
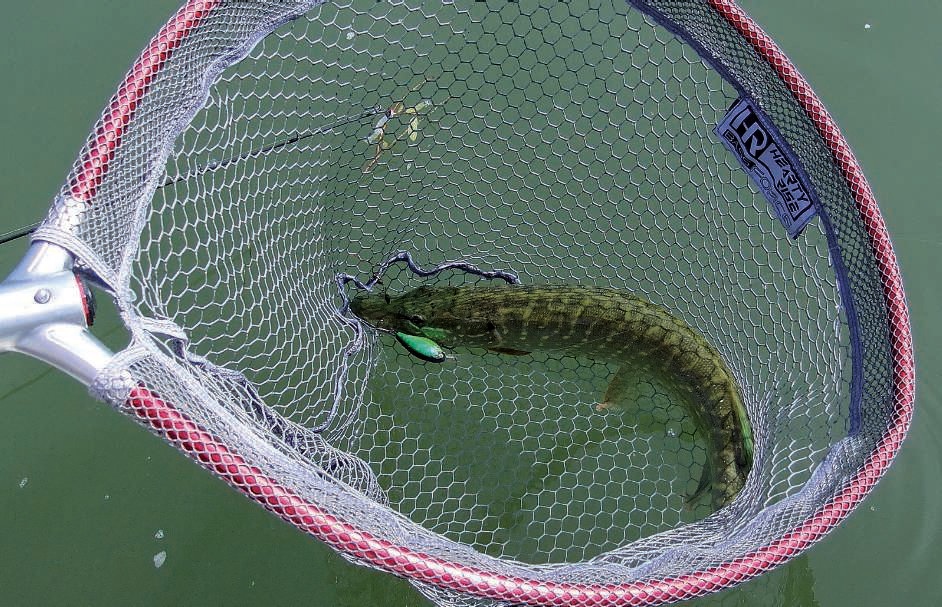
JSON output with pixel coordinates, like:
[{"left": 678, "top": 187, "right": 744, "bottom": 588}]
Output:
[{"left": 0, "top": 1, "right": 936, "bottom": 605}]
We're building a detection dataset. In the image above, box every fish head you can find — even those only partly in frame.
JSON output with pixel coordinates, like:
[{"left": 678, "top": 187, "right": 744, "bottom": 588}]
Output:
[{"left": 349, "top": 285, "right": 461, "bottom": 346}]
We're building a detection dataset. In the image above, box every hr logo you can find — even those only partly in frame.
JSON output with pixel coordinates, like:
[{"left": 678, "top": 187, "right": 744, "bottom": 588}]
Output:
[
  {"left": 731, "top": 106, "right": 771, "bottom": 159},
  {"left": 715, "top": 97, "right": 818, "bottom": 238}
]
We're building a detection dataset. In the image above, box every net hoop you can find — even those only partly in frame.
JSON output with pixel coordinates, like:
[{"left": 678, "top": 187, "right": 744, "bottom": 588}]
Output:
[{"left": 57, "top": 1, "right": 915, "bottom": 604}]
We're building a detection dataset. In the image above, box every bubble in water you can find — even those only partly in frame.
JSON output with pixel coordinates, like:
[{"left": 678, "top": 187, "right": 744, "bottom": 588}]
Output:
[
  {"left": 18, "top": 478, "right": 28, "bottom": 489},
  {"left": 864, "top": 23, "right": 872, "bottom": 29},
  {"left": 153, "top": 551, "right": 167, "bottom": 569},
  {"left": 665, "top": 423, "right": 680, "bottom": 438},
  {"left": 154, "top": 529, "right": 164, "bottom": 540},
  {"left": 345, "top": 30, "right": 355, "bottom": 40}
]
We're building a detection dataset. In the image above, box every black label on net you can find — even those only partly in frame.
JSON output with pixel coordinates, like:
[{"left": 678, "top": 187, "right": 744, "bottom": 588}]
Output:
[{"left": 715, "top": 97, "right": 817, "bottom": 238}]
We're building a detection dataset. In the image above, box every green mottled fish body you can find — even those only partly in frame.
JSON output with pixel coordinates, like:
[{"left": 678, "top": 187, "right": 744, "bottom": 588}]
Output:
[{"left": 351, "top": 283, "right": 752, "bottom": 509}]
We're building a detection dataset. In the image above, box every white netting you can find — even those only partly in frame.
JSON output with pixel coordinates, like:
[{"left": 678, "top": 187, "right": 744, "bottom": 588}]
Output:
[{"left": 36, "top": 1, "right": 903, "bottom": 605}]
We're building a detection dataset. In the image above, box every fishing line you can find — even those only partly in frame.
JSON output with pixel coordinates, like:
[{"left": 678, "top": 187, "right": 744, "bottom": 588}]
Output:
[{"left": 0, "top": 107, "right": 383, "bottom": 246}]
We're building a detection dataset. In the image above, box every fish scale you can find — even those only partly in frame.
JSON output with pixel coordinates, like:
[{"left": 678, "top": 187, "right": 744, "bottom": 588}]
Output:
[{"left": 351, "top": 283, "right": 754, "bottom": 509}]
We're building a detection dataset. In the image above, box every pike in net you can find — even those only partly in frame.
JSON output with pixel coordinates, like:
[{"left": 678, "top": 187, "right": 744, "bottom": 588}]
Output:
[{"left": 0, "top": 1, "right": 914, "bottom": 605}]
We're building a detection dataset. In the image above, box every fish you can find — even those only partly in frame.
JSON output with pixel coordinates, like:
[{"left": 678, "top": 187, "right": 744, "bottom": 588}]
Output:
[{"left": 350, "top": 283, "right": 753, "bottom": 509}]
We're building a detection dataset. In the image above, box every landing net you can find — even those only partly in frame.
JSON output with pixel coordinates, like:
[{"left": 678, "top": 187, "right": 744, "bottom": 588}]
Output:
[{"left": 34, "top": 1, "right": 913, "bottom": 605}]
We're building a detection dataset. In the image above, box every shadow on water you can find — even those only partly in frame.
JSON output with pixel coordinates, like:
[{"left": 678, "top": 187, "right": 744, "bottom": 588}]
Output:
[{"left": 364, "top": 336, "right": 712, "bottom": 565}]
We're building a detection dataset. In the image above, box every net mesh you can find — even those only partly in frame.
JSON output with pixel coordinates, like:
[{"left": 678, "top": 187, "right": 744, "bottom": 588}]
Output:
[{"left": 35, "top": 0, "right": 905, "bottom": 604}]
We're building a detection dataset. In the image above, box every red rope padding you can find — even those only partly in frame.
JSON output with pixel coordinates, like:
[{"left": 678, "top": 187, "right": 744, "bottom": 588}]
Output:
[
  {"left": 69, "top": 0, "right": 222, "bottom": 202},
  {"left": 108, "top": 1, "right": 913, "bottom": 604}
]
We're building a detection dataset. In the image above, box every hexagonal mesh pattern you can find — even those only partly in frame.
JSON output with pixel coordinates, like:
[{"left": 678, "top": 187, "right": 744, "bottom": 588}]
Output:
[{"left": 37, "top": 1, "right": 911, "bottom": 605}]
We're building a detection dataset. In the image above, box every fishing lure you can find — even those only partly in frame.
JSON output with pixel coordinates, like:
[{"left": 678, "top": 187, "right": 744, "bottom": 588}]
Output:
[{"left": 363, "top": 79, "right": 436, "bottom": 173}]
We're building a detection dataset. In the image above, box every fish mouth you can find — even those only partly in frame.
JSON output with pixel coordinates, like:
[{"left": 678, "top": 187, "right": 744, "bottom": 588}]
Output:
[
  {"left": 347, "top": 293, "right": 369, "bottom": 316},
  {"left": 349, "top": 292, "right": 400, "bottom": 332},
  {"left": 349, "top": 293, "right": 379, "bottom": 320}
]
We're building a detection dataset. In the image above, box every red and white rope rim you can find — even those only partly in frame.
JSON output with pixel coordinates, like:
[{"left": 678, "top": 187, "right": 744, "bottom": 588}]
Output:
[{"left": 70, "top": 1, "right": 915, "bottom": 604}]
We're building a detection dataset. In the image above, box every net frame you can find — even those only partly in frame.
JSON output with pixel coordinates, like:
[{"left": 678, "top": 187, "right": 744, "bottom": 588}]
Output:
[{"left": 29, "top": 0, "right": 914, "bottom": 604}]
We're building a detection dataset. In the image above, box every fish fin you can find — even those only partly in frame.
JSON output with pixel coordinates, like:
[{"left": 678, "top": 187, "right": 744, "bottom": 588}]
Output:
[
  {"left": 489, "top": 347, "right": 531, "bottom": 356},
  {"left": 602, "top": 364, "right": 636, "bottom": 406},
  {"left": 685, "top": 459, "right": 713, "bottom": 509},
  {"left": 595, "top": 400, "right": 623, "bottom": 412}
]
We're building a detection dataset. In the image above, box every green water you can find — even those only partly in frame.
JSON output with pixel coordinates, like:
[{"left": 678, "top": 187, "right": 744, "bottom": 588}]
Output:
[{"left": 0, "top": 1, "right": 937, "bottom": 605}]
